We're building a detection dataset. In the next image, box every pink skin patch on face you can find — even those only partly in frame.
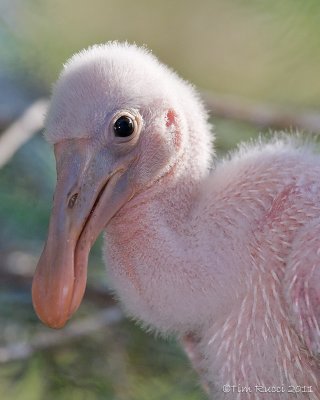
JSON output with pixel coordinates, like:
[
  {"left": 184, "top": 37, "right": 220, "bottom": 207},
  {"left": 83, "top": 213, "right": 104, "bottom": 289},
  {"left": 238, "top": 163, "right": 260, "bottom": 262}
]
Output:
[{"left": 166, "top": 109, "right": 182, "bottom": 151}]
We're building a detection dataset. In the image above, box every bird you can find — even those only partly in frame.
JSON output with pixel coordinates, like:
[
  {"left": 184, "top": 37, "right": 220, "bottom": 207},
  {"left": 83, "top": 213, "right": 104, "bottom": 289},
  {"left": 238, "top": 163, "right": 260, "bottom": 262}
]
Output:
[{"left": 32, "top": 42, "right": 320, "bottom": 399}]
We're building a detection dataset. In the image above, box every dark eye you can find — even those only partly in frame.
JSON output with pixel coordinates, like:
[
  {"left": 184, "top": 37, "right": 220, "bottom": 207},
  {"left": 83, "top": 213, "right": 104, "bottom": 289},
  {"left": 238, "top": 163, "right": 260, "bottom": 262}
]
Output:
[{"left": 113, "top": 115, "right": 135, "bottom": 137}]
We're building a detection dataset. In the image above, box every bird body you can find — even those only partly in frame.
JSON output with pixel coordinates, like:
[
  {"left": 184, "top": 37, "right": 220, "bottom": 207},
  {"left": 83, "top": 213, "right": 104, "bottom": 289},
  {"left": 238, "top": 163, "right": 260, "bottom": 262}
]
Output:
[
  {"left": 105, "top": 139, "right": 320, "bottom": 398},
  {"left": 32, "top": 43, "right": 320, "bottom": 399}
]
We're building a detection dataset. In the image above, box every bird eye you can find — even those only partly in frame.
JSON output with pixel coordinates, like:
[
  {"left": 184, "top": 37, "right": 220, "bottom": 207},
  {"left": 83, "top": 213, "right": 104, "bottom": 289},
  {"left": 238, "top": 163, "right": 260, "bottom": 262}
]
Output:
[{"left": 113, "top": 115, "right": 135, "bottom": 138}]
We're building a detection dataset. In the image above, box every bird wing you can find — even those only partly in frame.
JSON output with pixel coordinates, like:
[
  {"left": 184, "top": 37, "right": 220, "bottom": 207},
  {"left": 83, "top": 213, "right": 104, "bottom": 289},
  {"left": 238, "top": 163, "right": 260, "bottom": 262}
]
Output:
[{"left": 284, "top": 219, "right": 320, "bottom": 356}]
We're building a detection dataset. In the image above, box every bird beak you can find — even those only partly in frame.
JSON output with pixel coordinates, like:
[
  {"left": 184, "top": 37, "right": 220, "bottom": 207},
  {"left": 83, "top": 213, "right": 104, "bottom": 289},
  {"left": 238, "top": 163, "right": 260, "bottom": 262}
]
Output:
[{"left": 32, "top": 140, "right": 134, "bottom": 328}]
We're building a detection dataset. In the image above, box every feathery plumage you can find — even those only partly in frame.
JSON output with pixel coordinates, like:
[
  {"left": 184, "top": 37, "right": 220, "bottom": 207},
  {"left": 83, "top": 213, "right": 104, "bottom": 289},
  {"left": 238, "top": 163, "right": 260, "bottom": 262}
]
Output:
[{"left": 33, "top": 42, "right": 320, "bottom": 399}]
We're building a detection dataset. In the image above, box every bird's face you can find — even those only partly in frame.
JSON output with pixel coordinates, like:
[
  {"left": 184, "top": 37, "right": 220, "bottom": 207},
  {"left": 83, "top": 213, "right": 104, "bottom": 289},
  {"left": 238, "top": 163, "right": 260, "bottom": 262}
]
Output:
[{"left": 32, "top": 44, "right": 186, "bottom": 328}]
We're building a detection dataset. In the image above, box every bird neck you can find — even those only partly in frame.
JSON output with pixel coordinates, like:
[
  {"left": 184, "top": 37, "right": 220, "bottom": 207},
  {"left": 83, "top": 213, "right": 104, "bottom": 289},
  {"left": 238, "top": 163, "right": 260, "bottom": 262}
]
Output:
[
  {"left": 119, "top": 149, "right": 209, "bottom": 232},
  {"left": 103, "top": 154, "right": 216, "bottom": 333}
]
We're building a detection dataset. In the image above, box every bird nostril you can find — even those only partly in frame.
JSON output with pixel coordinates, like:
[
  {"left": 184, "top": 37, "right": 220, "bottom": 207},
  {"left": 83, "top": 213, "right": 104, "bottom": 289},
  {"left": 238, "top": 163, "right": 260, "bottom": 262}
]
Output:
[{"left": 68, "top": 193, "right": 78, "bottom": 209}]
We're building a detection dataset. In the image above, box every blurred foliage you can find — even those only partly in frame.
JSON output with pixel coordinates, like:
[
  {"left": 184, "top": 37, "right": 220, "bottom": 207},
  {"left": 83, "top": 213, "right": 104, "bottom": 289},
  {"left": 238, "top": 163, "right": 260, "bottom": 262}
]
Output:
[
  {"left": 0, "top": 1, "right": 320, "bottom": 399},
  {"left": 0, "top": 320, "right": 205, "bottom": 400}
]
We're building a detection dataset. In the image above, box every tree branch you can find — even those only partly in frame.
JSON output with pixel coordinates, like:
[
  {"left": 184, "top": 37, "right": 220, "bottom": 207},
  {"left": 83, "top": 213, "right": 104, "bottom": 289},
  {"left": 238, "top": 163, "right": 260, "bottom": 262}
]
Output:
[
  {"left": 0, "top": 98, "right": 49, "bottom": 169},
  {"left": 0, "top": 265, "right": 116, "bottom": 306},
  {"left": 202, "top": 91, "right": 320, "bottom": 133},
  {"left": 0, "top": 307, "right": 123, "bottom": 363}
]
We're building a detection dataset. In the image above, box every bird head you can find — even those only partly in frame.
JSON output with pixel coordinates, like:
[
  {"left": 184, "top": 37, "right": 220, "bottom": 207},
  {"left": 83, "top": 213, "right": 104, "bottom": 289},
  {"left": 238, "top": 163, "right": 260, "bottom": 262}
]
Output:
[{"left": 32, "top": 42, "right": 213, "bottom": 328}]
